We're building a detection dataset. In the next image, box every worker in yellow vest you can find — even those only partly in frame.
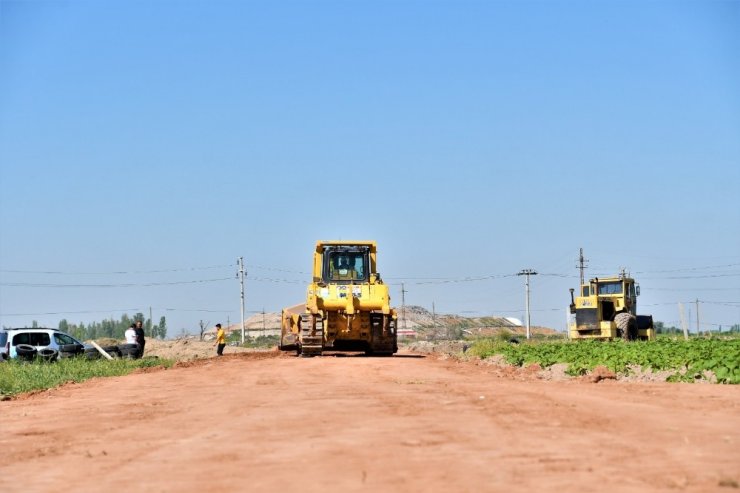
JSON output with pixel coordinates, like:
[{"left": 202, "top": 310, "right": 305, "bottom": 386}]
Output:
[{"left": 216, "top": 323, "right": 226, "bottom": 356}]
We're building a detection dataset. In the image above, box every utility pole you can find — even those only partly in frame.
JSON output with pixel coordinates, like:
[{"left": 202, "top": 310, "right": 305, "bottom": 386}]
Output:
[
  {"left": 401, "top": 283, "right": 407, "bottom": 332},
  {"left": 678, "top": 302, "right": 689, "bottom": 340},
  {"left": 696, "top": 298, "right": 700, "bottom": 336},
  {"left": 238, "top": 257, "right": 246, "bottom": 344},
  {"left": 262, "top": 307, "right": 266, "bottom": 337},
  {"left": 578, "top": 248, "right": 588, "bottom": 288},
  {"left": 433, "top": 301, "right": 444, "bottom": 339},
  {"left": 517, "top": 269, "right": 538, "bottom": 340}
]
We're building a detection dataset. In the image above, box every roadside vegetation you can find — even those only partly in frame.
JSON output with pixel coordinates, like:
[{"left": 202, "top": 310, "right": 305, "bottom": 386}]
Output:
[
  {"left": 0, "top": 357, "right": 174, "bottom": 398},
  {"left": 227, "top": 332, "right": 279, "bottom": 348},
  {"left": 468, "top": 336, "right": 740, "bottom": 384}
]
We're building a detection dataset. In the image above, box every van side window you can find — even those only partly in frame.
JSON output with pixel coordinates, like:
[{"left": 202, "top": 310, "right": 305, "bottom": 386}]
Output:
[
  {"left": 54, "top": 333, "right": 75, "bottom": 345},
  {"left": 13, "top": 333, "right": 30, "bottom": 345},
  {"left": 13, "top": 333, "right": 51, "bottom": 346},
  {"left": 32, "top": 333, "right": 51, "bottom": 346}
]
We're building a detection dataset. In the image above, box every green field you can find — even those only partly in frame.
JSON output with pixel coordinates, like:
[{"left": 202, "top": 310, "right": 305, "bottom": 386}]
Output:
[
  {"left": 468, "top": 337, "right": 740, "bottom": 384},
  {"left": 0, "top": 357, "right": 174, "bottom": 398}
]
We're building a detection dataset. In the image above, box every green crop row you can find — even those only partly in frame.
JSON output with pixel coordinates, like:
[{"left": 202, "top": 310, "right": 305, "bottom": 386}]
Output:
[
  {"left": 0, "top": 357, "right": 174, "bottom": 398},
  {"left": 468, "top": 338, "right": 740, "bottom": 384}
]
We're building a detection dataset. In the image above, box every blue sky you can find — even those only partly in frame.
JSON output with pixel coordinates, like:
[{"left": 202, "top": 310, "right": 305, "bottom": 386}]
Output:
[{"left": 1, "top": 0, "right": 738, "bottom": 335}]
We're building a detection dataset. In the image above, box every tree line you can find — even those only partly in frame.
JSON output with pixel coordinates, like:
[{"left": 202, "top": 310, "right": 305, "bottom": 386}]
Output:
[
  {"left": 654, "top": 321, "right": 740, "bottom": 334},
  {"left": 56, "top": 313, "right": 167, "bottom": 341}
]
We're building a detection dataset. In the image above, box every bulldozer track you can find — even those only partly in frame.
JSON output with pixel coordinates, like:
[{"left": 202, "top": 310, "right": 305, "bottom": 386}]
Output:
[{"left": 299, "top": 313, "right": 323, "bottom": 357}]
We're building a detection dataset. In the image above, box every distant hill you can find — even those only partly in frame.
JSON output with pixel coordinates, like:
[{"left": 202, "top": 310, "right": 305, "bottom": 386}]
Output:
[
  {"left": 205, "top": 304, "right": 557, "bottom": 339},
  {"left": 395, "top": 305, "right": 557, "bottom": 337}
]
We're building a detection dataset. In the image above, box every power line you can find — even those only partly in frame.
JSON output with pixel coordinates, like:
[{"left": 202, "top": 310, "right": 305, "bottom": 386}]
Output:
[
  {"left": 1, "top": 277, "right": 233, "bottom": 288},
  {"left": 390, "top": 273, "right": 518, "bottom": 285},
  {"left": 639, "top": 272, "right": 740, "bottom": 280},
  {"left": 247, "top": 264, "right": 308, "bottom": 275},
  {"left": 0, "top": 308, "right": 145, "bottom": 316},
  {"left": 0, "top": 307, "right": 267, "bottom": 317},
  {"left": 646, "top": 287, "right": 740, "bottom": 292},
  {"left": 248, "top": 276, "right": 304, "bottom": 284},
  {"left": 0, "top": 264, "right": 234, "bottom": 275},
  {"left": 633, "top": 262, "right": 740, "bottom": 274},
  {"left": 161, "top": 307, "right": 236, "bottom": 313}
]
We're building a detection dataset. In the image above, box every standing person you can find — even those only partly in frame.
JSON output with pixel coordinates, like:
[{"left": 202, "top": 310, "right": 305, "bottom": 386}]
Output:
[
  {"left": 125, "top": 323, "right": 137, "bottom": 344},
  {"left": 215, "top": 323, "right": 226, "bottom": 356},
  {"left": 134, "top": 320, "right": 146, "bottom": 358}
]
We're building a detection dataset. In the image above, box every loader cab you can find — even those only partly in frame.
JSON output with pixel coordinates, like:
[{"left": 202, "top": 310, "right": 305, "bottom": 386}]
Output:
[
  {"left": 592, "top": 277, "right": 639, "bottom": 317},
  {"left": 322, "top": 246, "right": 370, "bottom": 284}
]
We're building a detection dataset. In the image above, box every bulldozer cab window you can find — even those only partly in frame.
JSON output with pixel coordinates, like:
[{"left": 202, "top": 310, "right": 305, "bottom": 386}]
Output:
[
  {"left": 598, "top": 282, "right": 623, "bottom": 295},
  {"left": 628, "top": 283, "right": 637, "bottom": 298},
  {"left": 582, "top": 286, "right": 590, "bottom": 296},
  {"left": 325, "top": 251, "right": 367, "bottom": 283}
]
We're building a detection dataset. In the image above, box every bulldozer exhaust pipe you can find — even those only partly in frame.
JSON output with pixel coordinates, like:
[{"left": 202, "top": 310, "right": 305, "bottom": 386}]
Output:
[{"left": 569, "top": 288, "right": 576, "bottom": 314}]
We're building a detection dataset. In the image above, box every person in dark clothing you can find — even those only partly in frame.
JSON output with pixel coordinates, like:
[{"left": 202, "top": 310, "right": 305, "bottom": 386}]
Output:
[{"left": 134, "top": 320, "right": 146, "bottom": 358}]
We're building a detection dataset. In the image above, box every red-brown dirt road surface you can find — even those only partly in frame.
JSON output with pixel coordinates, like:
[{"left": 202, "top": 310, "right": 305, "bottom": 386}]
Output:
[{"left": 1, "top": 350, "right": 739, "bottom": 492}]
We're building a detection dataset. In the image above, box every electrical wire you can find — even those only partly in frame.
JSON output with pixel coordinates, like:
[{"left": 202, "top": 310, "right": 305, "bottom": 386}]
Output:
[
  {"left": 633, "top": 262, "right": 740, "bottom": 274},
  {"left": 0, "top": 308, "right": 145, "bottom": 316},
  {"left": 247, "top": 264, "right": 308, "bottom": 275},
  {"left": 0, "top": 277, "right": 233, "bottom": 288},
  {"left": 388, "top": 273, "right": 518, "bottom": 286},
  {"left": 0, "top": 264, "right": 234, "bottom": 275}
]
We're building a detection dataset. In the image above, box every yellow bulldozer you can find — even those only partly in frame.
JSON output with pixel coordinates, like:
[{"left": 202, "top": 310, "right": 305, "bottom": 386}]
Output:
[
  {"left": 279, "top": 240, "right": 398, "bottom": 356},
  {"left": 568, "top": 273, "right": 655, "bottom": 341}
]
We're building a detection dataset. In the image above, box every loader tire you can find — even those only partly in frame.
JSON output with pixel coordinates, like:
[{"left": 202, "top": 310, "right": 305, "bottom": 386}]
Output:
[{"left": 615, "top": 312, "right": 637, "bottom": 341}]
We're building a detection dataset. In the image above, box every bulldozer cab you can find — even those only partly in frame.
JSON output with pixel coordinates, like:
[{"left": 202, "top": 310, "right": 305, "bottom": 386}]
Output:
[{"left": 322, "top": 246, "right": 369, "bottom": 283}]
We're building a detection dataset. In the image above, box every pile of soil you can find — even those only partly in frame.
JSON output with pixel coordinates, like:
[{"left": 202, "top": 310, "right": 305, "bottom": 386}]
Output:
[
  {"left": 85, "top": 337, "right": 270, "bottom": 361},
  {"left": 144, "top": 338, "right": 270, "bottom": 360}
]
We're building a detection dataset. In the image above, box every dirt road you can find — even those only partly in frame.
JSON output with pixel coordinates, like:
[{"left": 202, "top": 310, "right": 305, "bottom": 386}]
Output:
[{"left": 1, "top": 351, "right": 738, "bottom": 492}]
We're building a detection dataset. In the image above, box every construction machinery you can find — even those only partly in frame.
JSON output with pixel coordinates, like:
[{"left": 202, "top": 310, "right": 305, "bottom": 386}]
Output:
[
  {"left": 279, "top": 241, "right": 398, "bottom": 356},
  {"left": 568, "top": 272, "right": 655, "bottom": 341}
]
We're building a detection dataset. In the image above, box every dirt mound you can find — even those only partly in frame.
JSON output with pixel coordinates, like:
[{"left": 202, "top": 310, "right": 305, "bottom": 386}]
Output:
[{"left": 144, "top": 338, "right": 270, "bottom": 361}]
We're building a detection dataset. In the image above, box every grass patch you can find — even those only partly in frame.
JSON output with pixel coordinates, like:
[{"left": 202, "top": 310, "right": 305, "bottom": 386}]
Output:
[
  {"left": 0, "top": 356, "right": 174, "bottom": 398},
  {"left": 234, "top": 334, "right": 280, "bottom": 348},
  {"left": 468, "top": 337, "right": 740, "bottom": 383}
]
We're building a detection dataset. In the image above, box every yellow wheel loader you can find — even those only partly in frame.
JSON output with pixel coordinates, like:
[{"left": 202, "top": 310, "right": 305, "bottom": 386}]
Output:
[
  {"left": 568, "top": 273, "right": 655, "bottom": 341},
  {"left": 279, "top": 241, "right": 398, "bottom": 357}
]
